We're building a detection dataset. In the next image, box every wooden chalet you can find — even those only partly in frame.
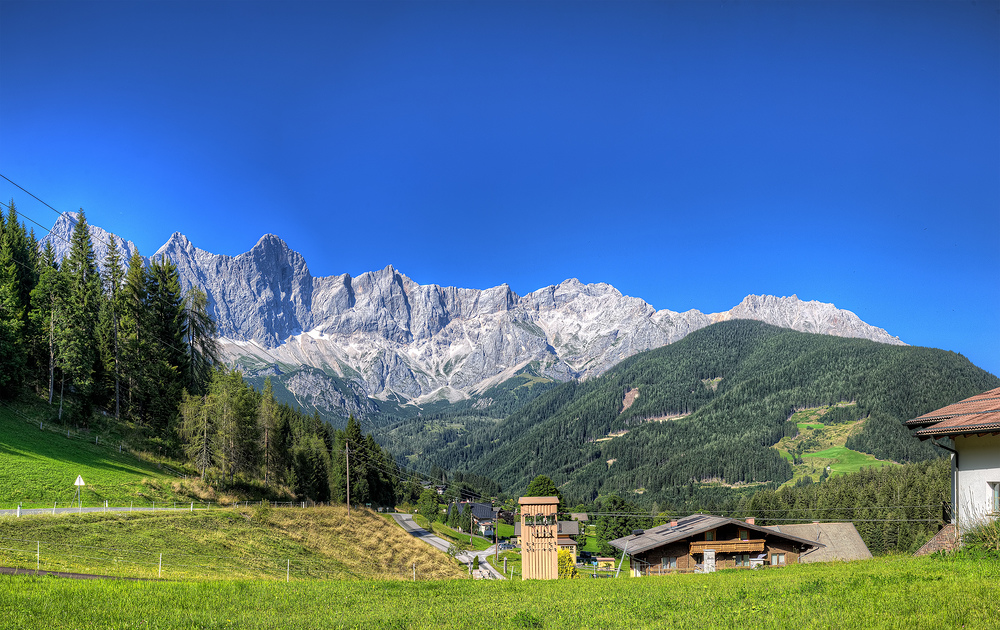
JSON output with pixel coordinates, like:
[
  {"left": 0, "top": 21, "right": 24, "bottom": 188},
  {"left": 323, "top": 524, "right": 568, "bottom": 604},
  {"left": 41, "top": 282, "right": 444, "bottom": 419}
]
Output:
[
  {"left": 906, "top": 386, "right": 1000, "bottom": 533},
  {"left": 609, "top": 514, "right": 824, "bottom": 576}
]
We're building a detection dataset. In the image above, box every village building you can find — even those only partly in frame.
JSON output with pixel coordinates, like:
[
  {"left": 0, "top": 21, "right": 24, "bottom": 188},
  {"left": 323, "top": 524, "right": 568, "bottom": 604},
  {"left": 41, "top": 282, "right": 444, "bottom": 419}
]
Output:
[
  {"left": 906, "top": 386, "right": 1000, "bottom": 534},
  {"left": 609, "top": 514, "right": 824, "bottom": 576},
  {"left": 447, "top": 501, "right": 498, "bottom": 536},
  {"left": 765, "top": 522, "right": 872, "bottom": 562}
]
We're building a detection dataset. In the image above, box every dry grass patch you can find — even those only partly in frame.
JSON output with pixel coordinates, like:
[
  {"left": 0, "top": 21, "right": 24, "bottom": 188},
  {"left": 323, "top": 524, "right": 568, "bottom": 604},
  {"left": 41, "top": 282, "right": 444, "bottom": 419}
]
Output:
[{"left": 268, "top": 506, "right": 467, "bottom": 581}]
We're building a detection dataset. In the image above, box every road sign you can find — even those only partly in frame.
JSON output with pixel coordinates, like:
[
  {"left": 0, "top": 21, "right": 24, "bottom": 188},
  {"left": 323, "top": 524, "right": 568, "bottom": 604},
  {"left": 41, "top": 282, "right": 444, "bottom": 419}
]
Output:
[{"left": 74, "top": 475, "right": 85, "bottom": 486}]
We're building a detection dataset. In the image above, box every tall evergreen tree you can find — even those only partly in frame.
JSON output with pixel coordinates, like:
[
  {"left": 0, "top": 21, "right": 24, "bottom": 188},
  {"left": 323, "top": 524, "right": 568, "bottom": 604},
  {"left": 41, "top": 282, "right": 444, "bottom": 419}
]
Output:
[
  {"left": 0, "top": 226, "right": 25, "bottom": 398},
  {"left": 120, "top": 251, "right": 150, "bottom": 425},
  {"left": 183, "top": 286, "right": 219, "bottom": 394},
  {"left": 145, "top": 257, "right": 186, "bottom": 432},
  {"left": 258, "top": 377, "right": 279, "bottom": 485},
  {"left": 178, "top": 390, "right": 213, "bottom": 479},
  {"left": 29, "top": 241, "right": 64, "bottom": 404},
  {"left": 58, "top": 211, "right": 101, "bottom": 419},
  {"left": 98, "top": 238, "right": 126, "bottom": 419}
]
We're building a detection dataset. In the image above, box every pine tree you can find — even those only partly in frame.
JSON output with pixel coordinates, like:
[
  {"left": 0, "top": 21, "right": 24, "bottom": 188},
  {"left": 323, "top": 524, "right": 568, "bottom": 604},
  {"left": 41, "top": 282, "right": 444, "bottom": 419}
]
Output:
[
  {"left": 0, "top": 231, "right": 25, "bottom": 397},
  {"left": 98, "top": 237, "right": 126, "bottom": 419},
  {"left": 58, "top": 211, "right": 101, "bottom": 419},
  {"left": 258, "top": 377, "right": 279, "bottom": 485},
  {"left": 179, "top": 390, "right": 213, "bottom": 478},
  {"left": 145, "top": 257, "right": 186, "bottom": 432},
  {"left": 29, "top": 241, "right": 64, "bottom": 404},
  {"left": 120, "top": 251, "right": 150, "bottom": 424}
]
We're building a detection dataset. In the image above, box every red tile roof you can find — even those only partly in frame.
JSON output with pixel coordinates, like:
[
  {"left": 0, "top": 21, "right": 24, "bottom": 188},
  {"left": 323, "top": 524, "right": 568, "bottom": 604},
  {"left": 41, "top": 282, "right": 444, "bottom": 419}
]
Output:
[{"left": 906, "top": 387, "right": 1000, "bottom": 439}]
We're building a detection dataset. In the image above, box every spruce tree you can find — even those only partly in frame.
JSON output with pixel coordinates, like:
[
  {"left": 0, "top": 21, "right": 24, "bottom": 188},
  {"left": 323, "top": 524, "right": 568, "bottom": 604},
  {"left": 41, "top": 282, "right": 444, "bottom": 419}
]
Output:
[
  {"left": 0, "top": 230, "right": 25, "bottom": 397},
  {"left": 145, "top": 257, "right": 186, "bottom": 432},
  {"left": 258, "top": 377, "right": 279, "bottom": 485},
  {"left": 121, "top": 252, "right": 150, "bottom": 424},
  {"left": 98, "top": 237, "right": 125, "bottom": 419},
  {"left": 58, "top": 211, "right": 101, "bottom": 419},
  {"left": 29, "top": 241, "right": 64, "bottom": 404}
]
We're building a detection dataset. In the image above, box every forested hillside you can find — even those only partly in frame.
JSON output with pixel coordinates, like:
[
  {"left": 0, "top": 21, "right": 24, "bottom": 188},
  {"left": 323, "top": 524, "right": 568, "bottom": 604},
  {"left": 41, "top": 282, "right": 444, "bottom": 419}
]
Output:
[
  {"left": 0, "top": 206, "right": 402, "bottom": 506},
  {"left": 402, "top": 320, "right": 997, "bottom": 506}
]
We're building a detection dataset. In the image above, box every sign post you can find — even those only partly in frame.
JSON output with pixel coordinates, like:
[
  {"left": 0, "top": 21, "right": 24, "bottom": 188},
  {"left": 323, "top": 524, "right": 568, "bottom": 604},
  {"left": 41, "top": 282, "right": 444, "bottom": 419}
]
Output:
[{"left": 74, "top": 475, "right": 85, "bottom": 511}]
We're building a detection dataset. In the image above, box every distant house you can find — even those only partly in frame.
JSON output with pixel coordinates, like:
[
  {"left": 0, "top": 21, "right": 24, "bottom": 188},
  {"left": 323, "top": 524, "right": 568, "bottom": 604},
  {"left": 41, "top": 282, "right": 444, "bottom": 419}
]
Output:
[
  {"left": 765, "top": 522, "right": 872, "bottom": 562},
  {"left": 609, "top": 514, "right": 824, "bottom": 576},
  {"left": 448, "top": 501, "right": 498, "bottom": 536},
  {"left": 514, "top": 520, "right": 580, "bottom": 562},
  {"left": 906, "top": 386, "right": 1000, "bottom": 534}
]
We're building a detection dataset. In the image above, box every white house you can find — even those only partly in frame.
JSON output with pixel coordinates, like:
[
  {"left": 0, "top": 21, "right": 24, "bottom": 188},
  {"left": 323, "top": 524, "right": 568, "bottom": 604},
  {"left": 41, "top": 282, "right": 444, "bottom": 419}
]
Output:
[{"left": 906, "top": 386, "right": 1000, "bottom": 533}]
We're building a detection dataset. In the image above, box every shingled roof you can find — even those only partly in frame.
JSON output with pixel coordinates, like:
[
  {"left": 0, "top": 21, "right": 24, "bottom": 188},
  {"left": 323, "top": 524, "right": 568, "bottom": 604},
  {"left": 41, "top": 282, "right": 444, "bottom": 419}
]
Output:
[
  {"left": 766, "top": 522, "right": 872, "bottom": 562},
  {"left": 905, "top": 387, "right": 1000, "bottom": 439},
  {"left": 608, "top": 514, "right": 823, "bottom": 555}
]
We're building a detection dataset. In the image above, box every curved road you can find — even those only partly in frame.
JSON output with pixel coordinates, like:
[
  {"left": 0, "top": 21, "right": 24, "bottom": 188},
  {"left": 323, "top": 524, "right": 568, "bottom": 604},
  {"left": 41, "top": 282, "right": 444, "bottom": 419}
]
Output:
[{"left": 391, "top": 514, "right": 505, "bottom": 580}]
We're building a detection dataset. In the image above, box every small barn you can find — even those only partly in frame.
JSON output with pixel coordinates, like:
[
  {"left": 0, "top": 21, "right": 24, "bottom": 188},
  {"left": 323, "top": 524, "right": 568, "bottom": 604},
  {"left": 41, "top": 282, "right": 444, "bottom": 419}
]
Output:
[{"left": 765, "top": 522, "right": 872, "bottom": 562}]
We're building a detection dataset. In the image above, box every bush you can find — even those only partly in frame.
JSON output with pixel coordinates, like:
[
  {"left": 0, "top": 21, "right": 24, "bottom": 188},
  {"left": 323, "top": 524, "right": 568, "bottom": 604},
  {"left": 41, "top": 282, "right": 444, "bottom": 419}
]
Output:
[
  {"left": 558, "top": 549, "right": 578, "bottom": 579},
  {"left": 963, "top": 518, "right": 1000, "bottom": 554}
]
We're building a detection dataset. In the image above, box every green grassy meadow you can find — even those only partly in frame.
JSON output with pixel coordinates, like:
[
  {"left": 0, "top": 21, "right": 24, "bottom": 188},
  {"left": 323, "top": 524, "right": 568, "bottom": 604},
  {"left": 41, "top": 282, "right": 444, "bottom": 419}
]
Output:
[
  {"left": 1, "top": 554, "right": 997, "bottom": 629},
  {"left": 0, "top": 400, "right": 199, "bottom": 509}
]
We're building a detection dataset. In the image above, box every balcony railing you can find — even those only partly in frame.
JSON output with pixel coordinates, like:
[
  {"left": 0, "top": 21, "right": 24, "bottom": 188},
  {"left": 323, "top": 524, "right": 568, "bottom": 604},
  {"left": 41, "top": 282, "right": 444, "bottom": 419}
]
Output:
[{"left": 689, "top": 539, "right": 765, "bottom": 554}]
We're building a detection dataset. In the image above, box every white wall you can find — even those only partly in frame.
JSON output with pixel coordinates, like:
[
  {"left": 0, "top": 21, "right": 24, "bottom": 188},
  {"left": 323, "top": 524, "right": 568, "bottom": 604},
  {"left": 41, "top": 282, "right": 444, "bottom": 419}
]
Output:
[{"left": 954, "top": 433, "right": 1000, "bottom": 532}]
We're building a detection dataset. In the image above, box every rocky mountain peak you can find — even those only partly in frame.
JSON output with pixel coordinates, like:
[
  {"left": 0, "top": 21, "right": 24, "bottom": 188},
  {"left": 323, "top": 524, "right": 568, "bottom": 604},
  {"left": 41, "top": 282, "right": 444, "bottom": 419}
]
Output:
[{"left": 41, "top": 216, "right": 908, "bottom": 408}]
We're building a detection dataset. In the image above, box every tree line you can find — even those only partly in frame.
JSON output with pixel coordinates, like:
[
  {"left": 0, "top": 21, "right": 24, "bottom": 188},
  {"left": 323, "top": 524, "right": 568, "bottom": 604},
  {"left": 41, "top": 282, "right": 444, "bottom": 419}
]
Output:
[{"left": 0, "top": 206, "right": 217, "bottom": 427}]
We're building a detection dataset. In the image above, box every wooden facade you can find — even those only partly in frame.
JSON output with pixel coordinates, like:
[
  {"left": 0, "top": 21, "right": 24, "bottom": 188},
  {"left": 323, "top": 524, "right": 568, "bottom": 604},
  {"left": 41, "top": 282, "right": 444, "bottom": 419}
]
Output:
[
  {"left": 519, "top": 496, "right": 560, "bottom": 580},
  {"left": 610, "top": 515, "right": 820, "bottom": 576}
]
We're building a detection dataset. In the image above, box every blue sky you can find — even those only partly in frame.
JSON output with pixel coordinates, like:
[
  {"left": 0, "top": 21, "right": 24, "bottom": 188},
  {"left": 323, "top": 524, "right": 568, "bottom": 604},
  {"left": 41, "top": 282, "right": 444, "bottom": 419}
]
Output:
[{"left": 2, "top": 1, "right": 997, "bottom": 376}]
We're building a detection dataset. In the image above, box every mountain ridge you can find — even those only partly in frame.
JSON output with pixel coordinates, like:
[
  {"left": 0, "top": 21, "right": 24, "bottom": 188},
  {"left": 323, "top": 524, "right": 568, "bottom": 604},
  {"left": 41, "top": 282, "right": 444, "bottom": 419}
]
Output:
[{"left": 43, "top": 214, "right": 906, "bottom": 412}]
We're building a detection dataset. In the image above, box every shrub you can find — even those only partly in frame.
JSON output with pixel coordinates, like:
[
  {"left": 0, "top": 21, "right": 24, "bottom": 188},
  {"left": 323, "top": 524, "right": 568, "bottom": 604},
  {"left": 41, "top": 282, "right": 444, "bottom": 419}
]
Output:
[{"left": 963, "top": 518, "right": 1000, "bottom": 554}]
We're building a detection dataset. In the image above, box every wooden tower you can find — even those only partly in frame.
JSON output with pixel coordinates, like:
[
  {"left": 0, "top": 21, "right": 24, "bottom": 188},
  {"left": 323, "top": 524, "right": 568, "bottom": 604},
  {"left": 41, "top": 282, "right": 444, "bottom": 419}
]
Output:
[{"left": 519, "top": 496, "right": 559, "bottom": 580}]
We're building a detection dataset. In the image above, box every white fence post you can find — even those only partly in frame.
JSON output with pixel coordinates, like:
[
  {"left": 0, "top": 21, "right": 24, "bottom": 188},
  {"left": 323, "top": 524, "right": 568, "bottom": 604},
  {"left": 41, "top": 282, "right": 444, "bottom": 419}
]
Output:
[
  {"left": 159, "top": 553, "right": 162, "bottom": 578},
  {"left": 286, "top": 559, "right": 290, "bottom": 582},
  {"left": 36, "top": 541, "right": 39, "bottom": 571}
]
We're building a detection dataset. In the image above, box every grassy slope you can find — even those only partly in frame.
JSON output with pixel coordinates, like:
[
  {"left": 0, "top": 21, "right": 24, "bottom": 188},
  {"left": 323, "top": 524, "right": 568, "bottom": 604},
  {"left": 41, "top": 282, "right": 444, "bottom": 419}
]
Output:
[
  {"left": 1, "top": 554, "right": 997, "bottom": 629},
  {"left": 0, "top": 506, "right": 466, "bottom": 582},
  {"left": 0, "top": 400, "right": 195, "bottom": 508},
  {"left": 775, "top": 405, "right": 896, "bottom": 486}
]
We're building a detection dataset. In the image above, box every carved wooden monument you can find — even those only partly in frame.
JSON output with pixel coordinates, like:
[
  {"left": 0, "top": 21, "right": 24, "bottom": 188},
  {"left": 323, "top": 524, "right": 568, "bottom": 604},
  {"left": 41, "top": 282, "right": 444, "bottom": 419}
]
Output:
[{"left": 518, "top": 496, "right": 559, "bottom": 580}]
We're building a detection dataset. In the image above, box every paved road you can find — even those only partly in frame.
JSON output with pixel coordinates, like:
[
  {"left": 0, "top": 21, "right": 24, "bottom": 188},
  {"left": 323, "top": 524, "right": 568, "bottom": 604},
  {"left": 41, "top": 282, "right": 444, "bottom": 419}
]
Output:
[{"left": 391, "top": 513, "right": 505, "bottom": 580}]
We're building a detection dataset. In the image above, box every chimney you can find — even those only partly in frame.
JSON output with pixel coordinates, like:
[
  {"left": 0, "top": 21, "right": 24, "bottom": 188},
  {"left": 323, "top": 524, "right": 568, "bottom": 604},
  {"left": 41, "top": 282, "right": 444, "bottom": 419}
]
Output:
[{"left": 745, "top": 517, "right": 755, "bottom": 526}]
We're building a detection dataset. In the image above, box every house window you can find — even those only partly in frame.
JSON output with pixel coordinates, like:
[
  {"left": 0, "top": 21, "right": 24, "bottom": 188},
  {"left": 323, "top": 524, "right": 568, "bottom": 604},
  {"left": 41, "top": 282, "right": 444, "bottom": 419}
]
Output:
[
  {"left": 991, "top": 482, "right": 1000, "bottom": 514},
  {"left": 735, "top": 554, "right": 750, "bottom": 567},
  {"left": 705, "top": 531, "right": 715, "bottom": 541},
  {"left": 771, "top": 553, "right": 786, "bottom": 565},
  {"left": 739, "top": 529, "right": 749, "bottom": 541},
  {"left": 662, "top": 556, "right": 677, "bottom": 569}
]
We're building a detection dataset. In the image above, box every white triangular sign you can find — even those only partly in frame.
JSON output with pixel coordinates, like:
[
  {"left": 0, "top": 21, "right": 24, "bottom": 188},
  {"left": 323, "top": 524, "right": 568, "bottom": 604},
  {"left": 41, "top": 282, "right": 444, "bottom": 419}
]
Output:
[{"left": 74, "top": 475, "right": 85, "bottom": 486}]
